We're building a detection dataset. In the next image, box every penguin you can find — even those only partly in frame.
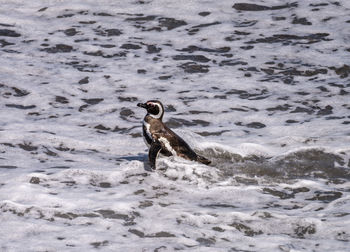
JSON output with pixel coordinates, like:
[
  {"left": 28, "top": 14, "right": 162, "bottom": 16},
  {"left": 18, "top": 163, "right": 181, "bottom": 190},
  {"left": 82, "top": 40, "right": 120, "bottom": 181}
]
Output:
[{"left": 137, "top": 100, "right": 211, "bottom": 169}]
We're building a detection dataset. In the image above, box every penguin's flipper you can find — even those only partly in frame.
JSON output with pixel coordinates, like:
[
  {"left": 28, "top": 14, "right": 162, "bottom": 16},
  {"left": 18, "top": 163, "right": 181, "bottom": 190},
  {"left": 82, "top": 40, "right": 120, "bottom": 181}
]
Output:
[{"left": 149, "top": 140, "right": 162, "bottom": 169}]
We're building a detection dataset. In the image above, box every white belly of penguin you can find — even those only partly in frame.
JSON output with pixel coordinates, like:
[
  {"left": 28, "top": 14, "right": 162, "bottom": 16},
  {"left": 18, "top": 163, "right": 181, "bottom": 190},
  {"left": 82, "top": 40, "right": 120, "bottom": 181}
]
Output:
[
  {"left": 159, "top": 137, "right": 177, "bottom": 156},
  {"left": 143, "top": 121, "right": 152, "bottom": 147}
]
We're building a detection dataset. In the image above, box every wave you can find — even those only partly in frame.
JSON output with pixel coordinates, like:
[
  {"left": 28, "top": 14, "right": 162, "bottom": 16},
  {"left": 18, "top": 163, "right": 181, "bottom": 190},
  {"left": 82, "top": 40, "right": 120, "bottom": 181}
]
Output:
[{"left": 197, "top": 144, "right": 350, "bottom": 182}]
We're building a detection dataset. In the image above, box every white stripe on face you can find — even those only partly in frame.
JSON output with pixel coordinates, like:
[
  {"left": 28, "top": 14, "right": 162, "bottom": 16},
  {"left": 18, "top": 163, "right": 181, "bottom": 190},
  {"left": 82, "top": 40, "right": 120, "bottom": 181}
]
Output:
[{"left": 148, "top": 102, "right": 163, "bottom": 119}]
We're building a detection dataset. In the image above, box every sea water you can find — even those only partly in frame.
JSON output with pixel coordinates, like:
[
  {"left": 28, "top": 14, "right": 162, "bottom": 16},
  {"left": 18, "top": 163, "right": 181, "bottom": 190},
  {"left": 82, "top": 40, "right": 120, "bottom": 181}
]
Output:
[{"left": 0, "top": 0, "right": 349, "bottom": 251}]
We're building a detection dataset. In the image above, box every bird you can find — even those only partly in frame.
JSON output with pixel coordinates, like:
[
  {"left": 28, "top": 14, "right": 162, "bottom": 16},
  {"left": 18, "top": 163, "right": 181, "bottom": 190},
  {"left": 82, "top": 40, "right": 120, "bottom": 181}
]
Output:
[{"left": 137, "top": 100, "right": 211, "bottom": 169}]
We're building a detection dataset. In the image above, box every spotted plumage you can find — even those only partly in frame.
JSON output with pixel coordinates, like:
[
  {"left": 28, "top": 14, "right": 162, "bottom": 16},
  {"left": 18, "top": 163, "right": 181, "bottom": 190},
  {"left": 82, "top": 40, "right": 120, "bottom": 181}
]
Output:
[{"left": 137, "top": 100, "right": 211, "bottom": 169}]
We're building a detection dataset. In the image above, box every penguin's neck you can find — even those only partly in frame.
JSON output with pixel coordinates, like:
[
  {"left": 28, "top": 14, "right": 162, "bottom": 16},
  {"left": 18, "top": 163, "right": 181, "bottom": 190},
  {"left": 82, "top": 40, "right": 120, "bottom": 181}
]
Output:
[{"left": 146, "top": 113, "right": 163, "bottom": 121}]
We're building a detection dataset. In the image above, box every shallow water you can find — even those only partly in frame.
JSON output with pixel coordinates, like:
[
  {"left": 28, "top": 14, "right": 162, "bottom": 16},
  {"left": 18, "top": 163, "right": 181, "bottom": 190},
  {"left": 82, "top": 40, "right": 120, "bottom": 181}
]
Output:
[{"left": 0, "top": 0, "right": 350, "bottom": 251}]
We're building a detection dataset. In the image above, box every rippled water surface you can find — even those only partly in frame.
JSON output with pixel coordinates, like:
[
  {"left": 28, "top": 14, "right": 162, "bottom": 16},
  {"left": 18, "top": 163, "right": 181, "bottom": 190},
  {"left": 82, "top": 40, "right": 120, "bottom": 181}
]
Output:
[{"left": 1, "top": 0, "right": 350, "bottom": 251}]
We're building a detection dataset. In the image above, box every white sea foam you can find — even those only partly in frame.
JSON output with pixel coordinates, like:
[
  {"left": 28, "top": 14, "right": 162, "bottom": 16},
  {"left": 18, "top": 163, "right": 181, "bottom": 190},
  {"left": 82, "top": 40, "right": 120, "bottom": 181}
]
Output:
[{"left": 0, "top": 0, "right": 349, "bottom": 251}]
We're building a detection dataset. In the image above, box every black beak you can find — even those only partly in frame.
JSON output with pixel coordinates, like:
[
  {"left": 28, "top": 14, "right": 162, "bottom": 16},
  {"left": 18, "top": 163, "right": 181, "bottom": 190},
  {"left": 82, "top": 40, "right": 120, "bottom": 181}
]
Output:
[{"left": 137, "top": 102, "right": 147, "bottom": 109}]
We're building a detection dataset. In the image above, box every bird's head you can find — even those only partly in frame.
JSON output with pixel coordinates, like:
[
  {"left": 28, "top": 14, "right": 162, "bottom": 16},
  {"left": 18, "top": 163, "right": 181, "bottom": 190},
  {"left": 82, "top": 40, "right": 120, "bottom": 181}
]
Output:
[{"left": 137, "top": 100, "right": 164, "bottom": 120}]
